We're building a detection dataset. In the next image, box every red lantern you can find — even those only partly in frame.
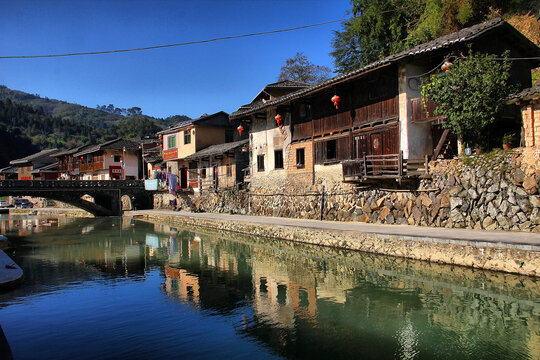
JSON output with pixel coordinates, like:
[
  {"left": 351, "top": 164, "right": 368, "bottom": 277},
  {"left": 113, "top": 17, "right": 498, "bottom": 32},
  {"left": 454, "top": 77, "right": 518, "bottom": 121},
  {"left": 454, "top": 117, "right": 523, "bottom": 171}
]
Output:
[
  {"left": 237, "top": 124, "right": 244, "bottom": 136},
  {"left": 441, "top": 61, "right": 453, "bottom": 72},
  {"left": 275, "top": 114, "right": 283, "bottom": 127},
  {"left": 331, "top": 95, "right": 341, "bottom": 109}
]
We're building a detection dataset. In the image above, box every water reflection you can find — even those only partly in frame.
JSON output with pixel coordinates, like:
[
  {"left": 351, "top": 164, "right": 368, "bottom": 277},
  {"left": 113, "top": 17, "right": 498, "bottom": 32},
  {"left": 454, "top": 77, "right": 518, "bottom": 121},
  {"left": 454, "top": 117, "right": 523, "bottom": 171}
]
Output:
[{"left": 0, "top": 214, "right": 538, "bottom": 360}]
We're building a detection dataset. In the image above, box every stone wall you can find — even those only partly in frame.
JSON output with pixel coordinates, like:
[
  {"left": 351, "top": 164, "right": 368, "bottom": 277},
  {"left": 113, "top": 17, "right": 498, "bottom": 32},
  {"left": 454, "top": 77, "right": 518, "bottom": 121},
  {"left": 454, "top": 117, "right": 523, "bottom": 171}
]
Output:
[
  {"left": 132, "top": 213, "right": 540, "bottom": 277},
  {"left": 153, "top": 148, "right": 540, "bottom": 232}
]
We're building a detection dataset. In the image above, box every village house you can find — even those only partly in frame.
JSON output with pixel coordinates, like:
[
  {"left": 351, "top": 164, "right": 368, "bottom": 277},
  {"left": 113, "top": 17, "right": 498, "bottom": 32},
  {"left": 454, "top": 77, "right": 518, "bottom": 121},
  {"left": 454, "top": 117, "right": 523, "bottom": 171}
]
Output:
[
  {"left": 156, "top": 111, "right": 242, "bottom": 190},
  {"left": 507, "top": 84, "right": 540, "bottom": 148},
  {"left": 54, "top": 144, "right": 92, "bottom": 180},
  {"left": 183, "top": 139, "right": 249, "bottom": 190},
  {"left": 230, "top": 18, "right": 539, "bottom": 192},
  {"left": 73, "top": 139, "right": 142, "bottom": 180},
  {"left": 8, "top": 149, "right": 60, "bottom": 180}
]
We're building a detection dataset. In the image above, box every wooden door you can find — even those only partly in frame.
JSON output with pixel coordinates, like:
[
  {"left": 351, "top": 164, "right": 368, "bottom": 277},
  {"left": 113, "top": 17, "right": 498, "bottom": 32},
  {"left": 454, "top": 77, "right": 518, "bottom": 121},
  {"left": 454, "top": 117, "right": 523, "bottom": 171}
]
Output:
[
  {"left": 213, "top": 165, "right": 218, "bottom": 188},
  {"left": 180, "top": 167, "right": 188, "bottom": 189},
  {"left": 370, "top": 133, "right": 383, "bottom": 175}
]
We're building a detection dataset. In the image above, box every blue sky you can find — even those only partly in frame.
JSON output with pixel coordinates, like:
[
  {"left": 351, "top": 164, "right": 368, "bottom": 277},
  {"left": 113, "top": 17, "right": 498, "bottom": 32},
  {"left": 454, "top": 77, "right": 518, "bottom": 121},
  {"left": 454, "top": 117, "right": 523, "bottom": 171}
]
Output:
[{"left": 0, "top": 0, "right": 351, "bottom": 119}]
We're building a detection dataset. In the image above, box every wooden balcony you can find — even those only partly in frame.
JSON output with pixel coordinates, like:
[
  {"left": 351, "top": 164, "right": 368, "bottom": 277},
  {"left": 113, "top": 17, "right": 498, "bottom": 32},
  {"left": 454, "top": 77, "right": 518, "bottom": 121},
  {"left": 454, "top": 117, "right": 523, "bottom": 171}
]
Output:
[
  {"left": 411, "top": 97, "right": 446, "bottom": 123},
  {"left": 292, "top": 121, "right": 313, "bottom": 141},
  {"left": 79, "top": 161, "right": 104, "bottom": 172},
  {"left": 342, "top": 152, "right": 427, "bottom": 181},
  {"left": 313, "top": 111, "right": 352, "bottom": 136},
  {"left": 354, "top": 96, "right": 398, "bottom": 127}
]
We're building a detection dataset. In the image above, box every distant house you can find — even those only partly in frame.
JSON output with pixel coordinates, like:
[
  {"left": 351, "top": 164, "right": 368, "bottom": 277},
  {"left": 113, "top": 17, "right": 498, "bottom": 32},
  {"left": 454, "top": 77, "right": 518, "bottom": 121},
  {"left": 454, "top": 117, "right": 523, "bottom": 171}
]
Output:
[
  {"left": 231, "top": 18, "right": 539, "bottom": 190},
  {"left": 73, "top": 139, "right": 142, "bottom": 180},
  {"left": 54, "top": 145, "right": 92, "bottom": 180},
  {"left": 0, "top": 165, "right": 19, "bottom": 180},
  {"left": 184, "top": 139, "right": 249, "bottom": 190},
  {"left": 9, "top": 149, "right": 60, "bottom": 180},
  {"left": 156, "top": 111, "right": 242, "bottom": 190},
  {"left": 507, "top": 84, "right": 540, "bottom": 148}
]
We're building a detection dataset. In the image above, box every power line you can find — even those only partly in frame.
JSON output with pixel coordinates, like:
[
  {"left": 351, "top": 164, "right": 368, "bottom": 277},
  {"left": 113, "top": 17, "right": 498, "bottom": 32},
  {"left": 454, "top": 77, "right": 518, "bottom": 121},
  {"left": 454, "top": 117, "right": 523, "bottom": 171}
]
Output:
[{"left": 0, "top": 19, "right": 346, "bottom": 59}]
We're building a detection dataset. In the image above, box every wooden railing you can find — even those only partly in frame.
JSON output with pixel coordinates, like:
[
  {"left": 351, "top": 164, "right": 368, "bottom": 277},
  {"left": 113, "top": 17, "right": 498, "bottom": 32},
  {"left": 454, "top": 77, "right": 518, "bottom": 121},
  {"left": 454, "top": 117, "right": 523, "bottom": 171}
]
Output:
[
  {"left": 410, "top": 97, "right": 445, "bottom": 122},
  {"left": 354, "top": 96, "right": 398, "bottom": 126},
  {"left": 342, "top": 152, "right": 428, "bottom": 181},
  {"left": 0, "top": 179, "right": 144, "bottom": 189}
]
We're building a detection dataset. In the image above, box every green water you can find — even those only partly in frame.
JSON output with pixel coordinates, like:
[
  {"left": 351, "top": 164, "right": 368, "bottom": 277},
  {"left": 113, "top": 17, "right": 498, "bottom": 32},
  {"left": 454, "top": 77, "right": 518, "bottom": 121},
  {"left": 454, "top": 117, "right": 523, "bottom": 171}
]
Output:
[{"left": 0, "top": 214, "right": 538, "bottom": 359}]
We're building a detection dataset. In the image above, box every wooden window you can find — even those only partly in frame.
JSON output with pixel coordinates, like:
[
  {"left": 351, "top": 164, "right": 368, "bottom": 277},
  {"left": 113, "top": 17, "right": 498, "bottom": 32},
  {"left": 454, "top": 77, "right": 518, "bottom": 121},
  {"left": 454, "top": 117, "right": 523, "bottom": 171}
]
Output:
[
  {"left": 167, "top": 135, "right": 176, "bottom": 149},
  {"left": 326, "top": 140, "right": 337, "bottom": 161},
  {"left": 200, "top": 168, "right": 206, "bottom": 178},
  {"left": 257, "top": 155, "right": 265, "bottom": 172},
  {"left": 113, "top": 155, "right": 121, "bottom": 163},
  {"left": 184, "top": 130, "right": 191, "bottom": 145},
  {"left": 315, "top": 136, "right": 351, "bottom": 164},
  {"left": 225, "top": 129, "right": 234, "bottom": 143},
  {"left": 226, "top": 164, "right": 232, "bottom": 177},
  {"left": 274, "top": 150, "right": 283, "bottom": 169},
  {"left": 296, "top": 148, "right": 305, "bottom": 168}
]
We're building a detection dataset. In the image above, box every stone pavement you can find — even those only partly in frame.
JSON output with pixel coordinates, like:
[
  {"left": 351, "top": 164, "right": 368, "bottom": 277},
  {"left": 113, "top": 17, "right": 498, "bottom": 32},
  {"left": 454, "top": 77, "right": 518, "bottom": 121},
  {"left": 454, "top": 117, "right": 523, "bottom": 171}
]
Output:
[{"left": 130, "top": 209, "right": 540, "bottom": 248}]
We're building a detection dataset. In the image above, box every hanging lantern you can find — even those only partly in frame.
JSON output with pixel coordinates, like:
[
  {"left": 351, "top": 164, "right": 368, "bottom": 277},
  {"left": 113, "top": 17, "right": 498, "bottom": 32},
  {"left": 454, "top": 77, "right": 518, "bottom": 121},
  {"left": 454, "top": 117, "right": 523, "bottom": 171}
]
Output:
[
  {"left": 331, "top": 95, "right": 341, "bottom": 109},
  {"left": 237, "top": 124, "right": 244, "bottom": 136},
  {"left": 441, "top": 61, "right": 453, "bottom": 72},
  {"left": 275, "top": 114, "right": 283, "bottom": 127}
]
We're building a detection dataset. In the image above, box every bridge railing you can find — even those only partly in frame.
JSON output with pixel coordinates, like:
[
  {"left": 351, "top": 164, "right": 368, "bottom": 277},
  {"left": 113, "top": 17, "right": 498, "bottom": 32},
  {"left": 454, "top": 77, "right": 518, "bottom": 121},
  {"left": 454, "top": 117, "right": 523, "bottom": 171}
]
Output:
[{"left": 0, "top": 180, "right": 145, "bottom": 189}]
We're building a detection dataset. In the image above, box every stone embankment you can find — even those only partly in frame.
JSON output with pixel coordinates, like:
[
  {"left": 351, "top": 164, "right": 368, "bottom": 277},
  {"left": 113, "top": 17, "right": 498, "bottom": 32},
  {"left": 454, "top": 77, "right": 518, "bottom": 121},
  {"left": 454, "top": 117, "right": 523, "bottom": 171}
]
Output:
[
  {"left": 155, "top": 148, "right": 540, "bottom": 232},
  {"left": 129, "top": 211, "right": 540, "bottom": 277}
]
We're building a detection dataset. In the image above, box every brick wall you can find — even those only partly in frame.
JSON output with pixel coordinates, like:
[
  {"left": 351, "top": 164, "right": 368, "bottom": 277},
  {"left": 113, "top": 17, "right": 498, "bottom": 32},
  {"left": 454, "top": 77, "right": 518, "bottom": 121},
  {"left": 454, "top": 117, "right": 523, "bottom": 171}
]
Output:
[{"left": 521, "top": 102, "right": 540, "bottom": 148}]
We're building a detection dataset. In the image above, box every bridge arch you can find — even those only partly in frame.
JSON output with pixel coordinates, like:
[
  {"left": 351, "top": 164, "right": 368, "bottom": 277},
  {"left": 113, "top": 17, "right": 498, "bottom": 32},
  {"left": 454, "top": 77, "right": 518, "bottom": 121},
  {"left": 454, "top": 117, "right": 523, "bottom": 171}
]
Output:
[{"left": 0, "top": 180, "right": 154, "bottom": 216}]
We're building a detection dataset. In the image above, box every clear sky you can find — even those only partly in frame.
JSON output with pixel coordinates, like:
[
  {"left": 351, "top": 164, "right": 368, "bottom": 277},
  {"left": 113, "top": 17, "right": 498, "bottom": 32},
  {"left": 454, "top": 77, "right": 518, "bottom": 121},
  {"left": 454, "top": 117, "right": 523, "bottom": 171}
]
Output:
[{"left": 0, "top": 0, "right": 351, "bottom": 119}]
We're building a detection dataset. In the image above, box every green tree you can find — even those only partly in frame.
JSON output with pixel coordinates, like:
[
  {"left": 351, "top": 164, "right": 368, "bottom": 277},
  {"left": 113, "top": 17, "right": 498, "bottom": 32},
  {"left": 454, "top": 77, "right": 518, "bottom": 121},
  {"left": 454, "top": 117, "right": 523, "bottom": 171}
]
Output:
[
  {"left": 330, "top": 0, "right": 536, "bottom": 73},
  {"left": 421, "top": 50, "right": 513, "bottom": 148},
  {"left": 331, "top": 0, "right": 424, "bottom": 73},
  {"left": 278, "top": 52, "right": 332, "bottom": 84}
]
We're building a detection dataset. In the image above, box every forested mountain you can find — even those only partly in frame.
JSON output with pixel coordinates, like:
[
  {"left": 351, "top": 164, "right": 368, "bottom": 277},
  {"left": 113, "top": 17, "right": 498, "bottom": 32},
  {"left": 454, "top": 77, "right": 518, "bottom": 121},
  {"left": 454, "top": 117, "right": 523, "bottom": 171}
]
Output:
[
  {"left": 0, "top": 91, "right": 190, "bottom": 167},
  {"left": 0, "top": 85, "right": 190, "bottom": 129}
]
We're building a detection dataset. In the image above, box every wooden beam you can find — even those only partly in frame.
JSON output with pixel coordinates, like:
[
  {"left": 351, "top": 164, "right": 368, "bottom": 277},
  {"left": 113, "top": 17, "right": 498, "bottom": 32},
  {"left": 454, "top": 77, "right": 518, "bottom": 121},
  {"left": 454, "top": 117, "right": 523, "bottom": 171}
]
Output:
[{"left": 432, "top": 129, "right": 449, "bottom": 160}]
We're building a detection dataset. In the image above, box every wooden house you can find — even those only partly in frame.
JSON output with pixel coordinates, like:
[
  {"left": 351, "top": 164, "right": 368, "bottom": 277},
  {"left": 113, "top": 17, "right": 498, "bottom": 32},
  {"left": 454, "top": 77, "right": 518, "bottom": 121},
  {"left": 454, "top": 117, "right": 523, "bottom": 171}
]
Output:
[
  {"left": 183, "top": 139, "right": 249, "bottom": 190},
  {"left": 156, "top": 111, "right": 243, "bottom": 190},
  {"left": 9, "top": 149, "right": 60, "bottom": 180},
  {"left": 231, "top": 18, "right": 539, "bottom": 189},
  {"left": 231, "top": 81, "right": 311, "bottom": 189},
  {"left": 54, "top": 145, "right": 92, "bottom": 180},
  {"left": 73, "top": 139, "right": 142, "bottom": 180}
]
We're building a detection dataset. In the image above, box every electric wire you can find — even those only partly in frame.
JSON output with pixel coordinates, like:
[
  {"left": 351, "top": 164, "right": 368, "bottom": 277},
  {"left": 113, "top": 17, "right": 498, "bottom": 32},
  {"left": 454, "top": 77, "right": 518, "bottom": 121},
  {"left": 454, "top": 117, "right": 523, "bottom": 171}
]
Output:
[{"left": 0, "top": 19, "right": 346, "bottom": 59}]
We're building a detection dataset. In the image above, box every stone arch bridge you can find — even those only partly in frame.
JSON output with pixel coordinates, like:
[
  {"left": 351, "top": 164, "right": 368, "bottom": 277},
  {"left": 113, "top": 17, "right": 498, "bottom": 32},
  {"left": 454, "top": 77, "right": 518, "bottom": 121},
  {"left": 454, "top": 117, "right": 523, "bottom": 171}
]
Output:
[{"left": 0, "top": 180, "right": 154, "bottom": 216}]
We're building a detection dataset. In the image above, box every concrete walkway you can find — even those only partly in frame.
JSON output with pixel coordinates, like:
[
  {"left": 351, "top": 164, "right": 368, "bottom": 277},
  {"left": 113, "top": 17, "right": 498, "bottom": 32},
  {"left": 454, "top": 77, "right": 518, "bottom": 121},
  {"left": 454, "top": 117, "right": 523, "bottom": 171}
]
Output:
[{"left": 129, "top": 209, "right": 540, "bottom": 248}]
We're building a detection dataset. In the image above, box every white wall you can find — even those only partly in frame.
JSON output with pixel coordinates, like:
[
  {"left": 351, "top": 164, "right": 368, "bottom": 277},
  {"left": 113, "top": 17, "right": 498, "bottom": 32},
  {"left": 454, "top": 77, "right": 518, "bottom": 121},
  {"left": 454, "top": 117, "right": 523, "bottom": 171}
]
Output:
[{"left": 398, "top": 63, "right": 434, "bottom": 159}]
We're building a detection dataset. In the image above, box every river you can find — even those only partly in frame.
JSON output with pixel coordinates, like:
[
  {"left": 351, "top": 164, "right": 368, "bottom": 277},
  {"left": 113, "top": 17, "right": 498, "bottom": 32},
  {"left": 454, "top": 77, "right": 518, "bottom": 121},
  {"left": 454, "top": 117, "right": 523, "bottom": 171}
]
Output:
[{"left": 0, "top": 214, "right": 538, "bottom": 359}]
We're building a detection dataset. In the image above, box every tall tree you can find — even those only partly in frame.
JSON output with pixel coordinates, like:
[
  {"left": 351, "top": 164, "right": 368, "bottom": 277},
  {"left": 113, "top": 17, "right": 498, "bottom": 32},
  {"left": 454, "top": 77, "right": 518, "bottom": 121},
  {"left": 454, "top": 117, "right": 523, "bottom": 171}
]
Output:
[
  {"left": 278, "top": 52, "right": 332, "bottom": 84},
  {"left": 330, "top": 0, "right": 536, "bottom": 74},
  {"left": 331, "top": 0, "right": 424, "bottom": 73}
]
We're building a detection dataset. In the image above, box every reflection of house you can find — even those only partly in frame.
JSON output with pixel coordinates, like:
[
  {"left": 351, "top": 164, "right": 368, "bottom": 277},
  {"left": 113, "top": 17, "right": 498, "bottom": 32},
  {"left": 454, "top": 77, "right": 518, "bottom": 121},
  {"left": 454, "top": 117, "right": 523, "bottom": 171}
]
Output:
[
  {"left": 507, "top": 84, "right": 540, "bottom": 148},
  {"left": 9, "top": 148, "right": 60, "bottom": 180},
  {"left": 231, "top": 18, "right": 539, "bottom": 188},
  {"left": 165, "top": 265, "right": 200, "bottom": 304},
  {"left": 157, "top": 111, "right": 243, "bottom": 190},
  {"left": 73, "top": 139, "right": 142, "bottom": 180}
]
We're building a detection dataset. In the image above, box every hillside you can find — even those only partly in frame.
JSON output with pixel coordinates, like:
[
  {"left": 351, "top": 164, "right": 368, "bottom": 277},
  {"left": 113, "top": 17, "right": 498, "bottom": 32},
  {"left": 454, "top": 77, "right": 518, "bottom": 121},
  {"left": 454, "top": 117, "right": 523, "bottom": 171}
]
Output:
[{"left": 0, "top": 85, "right": 191, "bottom": 129}]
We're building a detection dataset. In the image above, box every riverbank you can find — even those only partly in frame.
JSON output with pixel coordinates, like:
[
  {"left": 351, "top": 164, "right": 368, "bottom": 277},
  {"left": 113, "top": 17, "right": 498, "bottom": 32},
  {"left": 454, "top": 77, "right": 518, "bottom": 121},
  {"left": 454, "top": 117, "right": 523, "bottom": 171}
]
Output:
[
  {"left": 8, "top": 208, "right": 91, "bottom": 217},
  {"left": 126, "top": 209, "right": 540, "bottom": 277}
]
